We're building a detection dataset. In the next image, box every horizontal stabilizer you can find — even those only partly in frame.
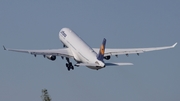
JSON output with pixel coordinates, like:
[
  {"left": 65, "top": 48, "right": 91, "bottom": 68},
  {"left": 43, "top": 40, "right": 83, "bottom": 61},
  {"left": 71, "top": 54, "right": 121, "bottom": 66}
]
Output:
[
  {"left": 105, "top": 62, "right": 133, "bottom": 66},
  {"left": 172, "top": 42, "right": 177, "bottom": 47},
  {"left": 75, "top": 63, "right": 98, "bottom": 67},
  {"left": 76, "top": 62, "right": 133, "bottom": 67}
]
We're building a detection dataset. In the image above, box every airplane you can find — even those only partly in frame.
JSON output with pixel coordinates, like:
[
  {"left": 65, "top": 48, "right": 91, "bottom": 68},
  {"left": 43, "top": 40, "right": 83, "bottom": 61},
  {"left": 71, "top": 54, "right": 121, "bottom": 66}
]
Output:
[{"left": 3, "top": 28, "right": 177, "bottom": 71}]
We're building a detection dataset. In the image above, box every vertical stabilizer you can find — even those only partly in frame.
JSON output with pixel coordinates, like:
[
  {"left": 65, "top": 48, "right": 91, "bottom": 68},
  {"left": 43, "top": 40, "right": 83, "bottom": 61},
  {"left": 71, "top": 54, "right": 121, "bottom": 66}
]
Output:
[{"left": 97, "top": 38, "right": 106, "bottom": 61}]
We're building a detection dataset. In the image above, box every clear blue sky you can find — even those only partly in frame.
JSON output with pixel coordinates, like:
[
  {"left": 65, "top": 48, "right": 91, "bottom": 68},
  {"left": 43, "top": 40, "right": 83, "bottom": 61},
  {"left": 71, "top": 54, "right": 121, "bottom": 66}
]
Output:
[{"left": 0, "top": 1, "right": 179, "bottom": 101}]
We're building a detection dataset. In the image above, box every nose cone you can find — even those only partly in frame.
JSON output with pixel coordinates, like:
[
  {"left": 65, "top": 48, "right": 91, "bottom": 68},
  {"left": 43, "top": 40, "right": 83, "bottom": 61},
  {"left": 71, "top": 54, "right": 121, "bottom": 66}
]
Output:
[
  {"left": 59, "top": 28, "right": 67, "bottom": 34},
  {"left": 59, "top": 28, "right": 73, "bottom": 36}
]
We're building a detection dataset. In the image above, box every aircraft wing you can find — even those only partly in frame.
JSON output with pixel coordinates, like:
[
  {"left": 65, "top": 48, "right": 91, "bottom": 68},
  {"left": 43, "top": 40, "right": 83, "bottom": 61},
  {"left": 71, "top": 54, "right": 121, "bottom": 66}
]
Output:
[
  {"left": 3, "top": 46, "right": 74, "bottom": 58},
  {"left": 75, "top": 62, "right": 133, "bottom": 67},
  {"left": 93, "top": 42, "right": 177, "bottom": 57}
]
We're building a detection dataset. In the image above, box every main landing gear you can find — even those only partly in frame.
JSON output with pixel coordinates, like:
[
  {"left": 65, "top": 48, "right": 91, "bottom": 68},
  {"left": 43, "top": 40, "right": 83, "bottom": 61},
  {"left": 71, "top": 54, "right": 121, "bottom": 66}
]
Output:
[{"left": 65, "top": 57, "right": 74, "bottom": 71}]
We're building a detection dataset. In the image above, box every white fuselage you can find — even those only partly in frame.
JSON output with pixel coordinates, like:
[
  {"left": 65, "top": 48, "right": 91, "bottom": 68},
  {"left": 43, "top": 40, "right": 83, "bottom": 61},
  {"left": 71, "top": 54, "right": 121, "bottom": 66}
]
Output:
[{"left": 59, "top": 28, "right": 105, "bottom": 69}]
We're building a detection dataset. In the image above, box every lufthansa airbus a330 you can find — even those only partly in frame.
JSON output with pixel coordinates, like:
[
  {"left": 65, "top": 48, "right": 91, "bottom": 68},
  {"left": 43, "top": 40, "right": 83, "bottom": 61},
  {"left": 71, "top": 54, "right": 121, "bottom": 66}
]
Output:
[{"left": 3, "top": 28, "right": 177, "bottom": 71}]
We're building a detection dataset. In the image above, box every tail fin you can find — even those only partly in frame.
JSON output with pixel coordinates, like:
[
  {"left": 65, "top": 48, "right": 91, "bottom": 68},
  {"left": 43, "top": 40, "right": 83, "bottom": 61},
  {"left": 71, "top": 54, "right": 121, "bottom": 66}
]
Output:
[{"left": 97, "top": 38, "right": 106, "bottom": 61}]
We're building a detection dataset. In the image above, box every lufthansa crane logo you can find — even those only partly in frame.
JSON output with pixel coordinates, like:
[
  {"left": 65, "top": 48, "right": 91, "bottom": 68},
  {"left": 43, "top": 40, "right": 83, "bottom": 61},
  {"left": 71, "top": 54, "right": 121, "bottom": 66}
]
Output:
[{"left": 100, "top": 44, "right": 105, "bottom": 55}]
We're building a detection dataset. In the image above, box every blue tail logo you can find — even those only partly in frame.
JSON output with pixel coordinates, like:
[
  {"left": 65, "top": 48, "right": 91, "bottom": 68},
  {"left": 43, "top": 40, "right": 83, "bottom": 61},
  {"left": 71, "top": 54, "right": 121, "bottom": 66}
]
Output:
[{"left": 97, "top": 38, "right": 106, "bottom": 61}]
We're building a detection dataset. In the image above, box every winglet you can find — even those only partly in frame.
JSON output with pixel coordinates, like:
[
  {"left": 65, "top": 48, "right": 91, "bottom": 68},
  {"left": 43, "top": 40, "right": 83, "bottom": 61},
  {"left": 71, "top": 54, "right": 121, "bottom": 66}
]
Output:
[
  {"left": 172, "top": 42, "right": 177, "bottom": 47},
  {"left": 3, "top": 45, "right": 6, "bottom": 50}
]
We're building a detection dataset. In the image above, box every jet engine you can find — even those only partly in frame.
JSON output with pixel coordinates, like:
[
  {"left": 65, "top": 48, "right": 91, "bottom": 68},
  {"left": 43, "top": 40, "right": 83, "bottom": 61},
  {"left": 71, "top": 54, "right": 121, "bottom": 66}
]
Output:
[
  {"left": 104, "top": 56, "right": 111, "bottom": 60},
  {"left": 46, "top": 55, "right": 56, "bottom": 61}
]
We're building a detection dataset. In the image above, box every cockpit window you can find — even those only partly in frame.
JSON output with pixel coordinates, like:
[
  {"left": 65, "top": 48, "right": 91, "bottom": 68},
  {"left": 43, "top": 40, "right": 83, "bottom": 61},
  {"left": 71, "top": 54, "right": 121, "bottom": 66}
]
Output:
[{"left": 61, "top": 31, "right": 67, "bottom": 37}]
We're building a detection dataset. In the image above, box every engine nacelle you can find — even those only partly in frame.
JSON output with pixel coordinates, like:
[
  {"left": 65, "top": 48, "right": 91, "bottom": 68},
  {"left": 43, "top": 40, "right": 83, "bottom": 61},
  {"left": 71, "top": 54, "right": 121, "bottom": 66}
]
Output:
[
  {"left": 104, "top": 56, "right": 111, "bottom": 60},
  {"left": 46, "top": 55, "right": 56, "bottom": 61}
]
